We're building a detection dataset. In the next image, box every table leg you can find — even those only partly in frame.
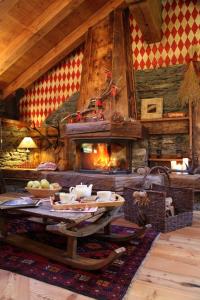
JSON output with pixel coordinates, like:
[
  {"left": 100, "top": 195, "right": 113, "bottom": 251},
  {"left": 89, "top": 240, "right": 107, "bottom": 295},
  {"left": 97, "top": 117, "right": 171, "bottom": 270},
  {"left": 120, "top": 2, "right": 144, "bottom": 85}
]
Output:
[
  {"left": 104, "top": 223, "right": 111, "bottom": 235},
  {"left": 66, "top": 236, "right": 77, "bottom": 258}
]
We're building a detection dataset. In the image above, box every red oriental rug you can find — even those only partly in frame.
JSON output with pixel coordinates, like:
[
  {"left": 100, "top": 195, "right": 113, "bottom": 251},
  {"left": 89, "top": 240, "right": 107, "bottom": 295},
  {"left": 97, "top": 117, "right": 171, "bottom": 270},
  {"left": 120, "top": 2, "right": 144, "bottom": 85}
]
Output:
[{"left": 0, "top": 220, "right": 158, "bottom": 300}]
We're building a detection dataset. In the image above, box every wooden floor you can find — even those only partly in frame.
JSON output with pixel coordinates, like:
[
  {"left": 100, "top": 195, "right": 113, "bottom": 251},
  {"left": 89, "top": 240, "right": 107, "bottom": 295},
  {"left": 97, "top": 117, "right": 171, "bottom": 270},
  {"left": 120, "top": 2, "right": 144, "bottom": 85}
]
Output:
[{"left": 0, "top": 212, "right": 200, "bottom": 300}]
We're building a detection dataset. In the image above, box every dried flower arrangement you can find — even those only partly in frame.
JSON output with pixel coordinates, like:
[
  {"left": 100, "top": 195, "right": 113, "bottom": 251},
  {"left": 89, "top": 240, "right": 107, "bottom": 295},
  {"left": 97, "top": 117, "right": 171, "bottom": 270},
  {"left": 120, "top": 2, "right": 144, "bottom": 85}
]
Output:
[{"left": 61, "top": 69, "right": 120, "bottom": 123}]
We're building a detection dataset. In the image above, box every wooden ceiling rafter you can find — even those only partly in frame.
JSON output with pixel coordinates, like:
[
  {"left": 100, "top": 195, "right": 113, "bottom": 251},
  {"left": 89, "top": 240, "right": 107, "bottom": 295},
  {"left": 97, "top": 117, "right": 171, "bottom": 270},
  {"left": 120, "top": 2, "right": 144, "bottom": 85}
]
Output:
[
  {"left": 1, "top": 0, "right": 163, "bottom": 97},
  {"left": 0, "top": 0, "right": 86, "bottom": 78},
  {"left": 3, "top": 0, "right": 125, "bottom": 97},
  {"left": 0, "top": 0, "right": 18, "bottom": 14},
  {"left": 126, "top": 0, "right": 162, "bottom": 43}
]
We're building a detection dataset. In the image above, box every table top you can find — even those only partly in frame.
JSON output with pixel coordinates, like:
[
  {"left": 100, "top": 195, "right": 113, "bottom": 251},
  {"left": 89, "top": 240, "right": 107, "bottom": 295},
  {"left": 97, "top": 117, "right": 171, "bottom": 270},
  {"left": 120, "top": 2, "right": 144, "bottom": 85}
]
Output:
[{"left": 0, "top": 192, "right": 106, "bottom": 224}]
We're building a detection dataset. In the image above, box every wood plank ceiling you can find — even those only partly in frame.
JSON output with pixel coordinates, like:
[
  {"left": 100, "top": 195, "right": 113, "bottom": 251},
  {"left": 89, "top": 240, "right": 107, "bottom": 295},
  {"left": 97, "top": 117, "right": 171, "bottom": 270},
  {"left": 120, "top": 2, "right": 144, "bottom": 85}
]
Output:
[{"left": 0, "top": 0, "right": 162, "bottom": 98}]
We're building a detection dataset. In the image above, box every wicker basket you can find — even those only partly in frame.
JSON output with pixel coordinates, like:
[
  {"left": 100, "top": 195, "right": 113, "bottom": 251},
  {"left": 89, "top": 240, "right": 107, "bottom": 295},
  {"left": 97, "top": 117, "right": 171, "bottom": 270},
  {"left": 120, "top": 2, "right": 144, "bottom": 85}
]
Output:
[
  {"left": 25, "top": 187, "right": 61, "bottom": 198},
  {"left": 123, "top": 167, "right": 193, "bottom": 232}
]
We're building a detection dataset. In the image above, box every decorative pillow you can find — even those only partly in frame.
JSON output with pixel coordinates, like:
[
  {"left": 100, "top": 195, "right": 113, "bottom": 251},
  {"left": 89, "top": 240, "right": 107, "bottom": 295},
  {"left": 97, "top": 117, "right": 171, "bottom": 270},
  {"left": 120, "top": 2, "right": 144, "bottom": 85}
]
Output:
[{"left": 36, "top": 162, "right": 57, "bottom": 171}]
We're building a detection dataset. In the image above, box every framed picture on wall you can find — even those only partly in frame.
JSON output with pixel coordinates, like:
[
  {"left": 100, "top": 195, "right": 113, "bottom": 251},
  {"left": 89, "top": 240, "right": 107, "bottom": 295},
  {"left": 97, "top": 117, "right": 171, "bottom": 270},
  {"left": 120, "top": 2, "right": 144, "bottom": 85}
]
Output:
[{"left": 141, "top": 97, "right": 163, "bottom": 120}]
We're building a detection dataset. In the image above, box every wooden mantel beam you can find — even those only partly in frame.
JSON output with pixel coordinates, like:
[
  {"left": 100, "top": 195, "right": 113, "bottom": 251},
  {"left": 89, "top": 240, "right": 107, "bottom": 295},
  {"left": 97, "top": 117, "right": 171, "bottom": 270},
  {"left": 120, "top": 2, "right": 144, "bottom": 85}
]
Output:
[
  {"left": 0, "top": 0, "right": 86, "bottom": 78},
  {"left": 3, "top": 0, "right": 124, "bottom": 98},
  {"left": 126, "top": 0, "right": 162, "bottom": 43}
]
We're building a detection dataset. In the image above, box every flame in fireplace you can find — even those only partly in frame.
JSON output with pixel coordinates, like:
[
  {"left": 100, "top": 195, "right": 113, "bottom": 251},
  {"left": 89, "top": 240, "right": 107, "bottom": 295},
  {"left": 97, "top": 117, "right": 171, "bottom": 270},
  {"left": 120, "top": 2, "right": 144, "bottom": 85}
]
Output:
[
  {"left": 80, "top": 142, "right": 127, "bottom": 171},
  {"left": 93, "top": 144, "right": 116, "bottom": 169}
]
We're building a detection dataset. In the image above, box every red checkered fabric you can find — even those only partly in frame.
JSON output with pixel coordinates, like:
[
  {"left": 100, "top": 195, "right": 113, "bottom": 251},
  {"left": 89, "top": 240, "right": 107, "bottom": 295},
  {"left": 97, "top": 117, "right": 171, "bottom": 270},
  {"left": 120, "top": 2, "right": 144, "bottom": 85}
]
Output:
[
  {"left": 130, "top": 0, "right": 199, "bottom": 70},
  {"left": 20, "top": 0, "right": 199, "bottom": 126},
  {"left": 20, "top": 46, "right": 84, "bottom": 127}
]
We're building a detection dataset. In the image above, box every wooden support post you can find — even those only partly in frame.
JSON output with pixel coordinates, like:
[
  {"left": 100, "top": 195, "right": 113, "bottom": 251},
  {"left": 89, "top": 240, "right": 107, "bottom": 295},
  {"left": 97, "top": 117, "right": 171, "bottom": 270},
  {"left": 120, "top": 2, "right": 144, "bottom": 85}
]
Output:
[
  {"left": 189, "top": 101, "right": 193, "bottom": 161},
  {"left": 66, "top": 236, "right": 77, "bottom": 258}
]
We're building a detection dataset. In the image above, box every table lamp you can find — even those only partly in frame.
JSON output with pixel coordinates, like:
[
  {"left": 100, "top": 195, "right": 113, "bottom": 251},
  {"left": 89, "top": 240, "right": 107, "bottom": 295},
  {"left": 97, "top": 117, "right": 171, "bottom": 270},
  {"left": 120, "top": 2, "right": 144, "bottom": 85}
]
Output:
[{"left": 18, "top": 136, "right": 37, "bottom": 161}]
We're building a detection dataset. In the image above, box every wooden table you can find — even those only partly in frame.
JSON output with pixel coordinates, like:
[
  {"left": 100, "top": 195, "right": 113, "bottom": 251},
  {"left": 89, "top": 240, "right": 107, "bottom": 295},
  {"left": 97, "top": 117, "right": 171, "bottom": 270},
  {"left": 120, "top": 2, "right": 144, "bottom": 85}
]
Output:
[{"left": 0, "top": 193, "right": 147, "bottom": 270}]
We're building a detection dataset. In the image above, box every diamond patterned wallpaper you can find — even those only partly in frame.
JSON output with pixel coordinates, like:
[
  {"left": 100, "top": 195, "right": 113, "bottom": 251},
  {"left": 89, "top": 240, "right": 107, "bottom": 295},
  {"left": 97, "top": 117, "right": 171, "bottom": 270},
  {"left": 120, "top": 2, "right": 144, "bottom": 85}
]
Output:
[
  {"left": 20, "top": 0, "right": 200, "bottom": 126},
  {"left": 20, "top": 46, "right": 84, "bottom": 127},
  {"left": 130, "top": 0, "right": 199, "bottom": 70}
]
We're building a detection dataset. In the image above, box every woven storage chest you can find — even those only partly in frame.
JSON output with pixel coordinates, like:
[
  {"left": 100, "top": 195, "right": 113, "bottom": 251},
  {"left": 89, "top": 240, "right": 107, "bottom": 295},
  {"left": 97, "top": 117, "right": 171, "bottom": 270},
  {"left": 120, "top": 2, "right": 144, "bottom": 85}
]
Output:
[{"left": 123, "top": 184, "right": 193, "bottom": 233}]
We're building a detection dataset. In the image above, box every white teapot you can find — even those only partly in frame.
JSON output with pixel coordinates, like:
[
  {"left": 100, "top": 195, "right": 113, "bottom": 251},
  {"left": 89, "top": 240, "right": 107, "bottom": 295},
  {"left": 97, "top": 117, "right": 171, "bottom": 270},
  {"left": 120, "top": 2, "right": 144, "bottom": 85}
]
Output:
[{"left": 69, "top": 183, "right": 93, "bottom": 198}]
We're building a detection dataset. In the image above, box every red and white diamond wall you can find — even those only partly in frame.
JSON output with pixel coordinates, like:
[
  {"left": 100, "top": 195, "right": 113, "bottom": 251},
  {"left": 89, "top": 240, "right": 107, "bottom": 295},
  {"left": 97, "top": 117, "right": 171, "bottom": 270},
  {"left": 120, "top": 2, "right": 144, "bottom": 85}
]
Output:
[
  {"left": 20, "top": 0, "right": 199, "bottom": 127},
  {"left": 130, "top": 0, "right": 199, "bottom": 70},
  {"left": 20, "top": 47, "right": 84, "bottom": 127}
]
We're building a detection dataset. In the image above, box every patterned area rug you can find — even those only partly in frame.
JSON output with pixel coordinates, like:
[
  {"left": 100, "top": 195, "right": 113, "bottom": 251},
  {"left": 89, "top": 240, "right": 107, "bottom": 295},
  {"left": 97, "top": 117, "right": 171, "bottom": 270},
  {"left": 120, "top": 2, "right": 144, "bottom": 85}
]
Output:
[{"left": 0, "top": 220, "right": 158, "bottom": 300}]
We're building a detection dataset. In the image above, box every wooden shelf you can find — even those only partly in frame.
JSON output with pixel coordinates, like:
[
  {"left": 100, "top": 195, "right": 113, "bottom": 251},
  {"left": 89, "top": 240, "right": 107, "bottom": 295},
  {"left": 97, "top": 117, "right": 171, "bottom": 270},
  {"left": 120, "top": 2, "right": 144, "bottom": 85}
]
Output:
[
  {"left": 149, "top": 158, "right": 183, "bottom": 162},
  {"left": 140, "top": 117, "right": 189, "bottom": 122},
  {"left": 140, "top": 117, "right": 189, "bottom": 135}
]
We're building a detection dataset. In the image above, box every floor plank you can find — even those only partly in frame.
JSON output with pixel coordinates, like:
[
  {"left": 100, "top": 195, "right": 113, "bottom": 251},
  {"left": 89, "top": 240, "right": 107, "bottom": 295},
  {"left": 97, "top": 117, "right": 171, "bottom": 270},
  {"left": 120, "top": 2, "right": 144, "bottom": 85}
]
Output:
[
  {"left": 125, "top": 211, "right": 200, "bottom": 300},
  {"left": 126, "top": 280, "right": 200, "bottom": 300}
]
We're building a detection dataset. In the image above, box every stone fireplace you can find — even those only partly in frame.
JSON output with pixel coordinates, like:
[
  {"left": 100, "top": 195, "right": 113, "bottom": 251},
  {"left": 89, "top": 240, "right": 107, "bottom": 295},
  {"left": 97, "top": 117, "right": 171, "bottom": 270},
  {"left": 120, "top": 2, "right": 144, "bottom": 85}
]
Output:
[
  {"left": 63, "top": 119, "right": 144, "bottom": 173},
  {"left": 62, "top": 8, "right": 145, "bottom": 172}
]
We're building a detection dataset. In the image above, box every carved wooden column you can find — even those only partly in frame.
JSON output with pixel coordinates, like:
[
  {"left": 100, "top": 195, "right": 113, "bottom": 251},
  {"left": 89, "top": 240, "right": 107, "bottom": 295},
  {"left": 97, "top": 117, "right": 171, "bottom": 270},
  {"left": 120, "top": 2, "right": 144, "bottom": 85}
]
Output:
[{"left": 77, "top": 8, "right": 137, "bottom": 120}]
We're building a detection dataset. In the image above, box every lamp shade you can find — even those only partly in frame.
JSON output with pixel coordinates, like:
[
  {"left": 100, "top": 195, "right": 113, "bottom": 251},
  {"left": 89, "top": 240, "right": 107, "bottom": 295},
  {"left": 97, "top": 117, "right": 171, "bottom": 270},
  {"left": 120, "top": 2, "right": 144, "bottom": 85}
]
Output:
[{"left": 18, "top": 137, "right": 37, "bottom": 150}]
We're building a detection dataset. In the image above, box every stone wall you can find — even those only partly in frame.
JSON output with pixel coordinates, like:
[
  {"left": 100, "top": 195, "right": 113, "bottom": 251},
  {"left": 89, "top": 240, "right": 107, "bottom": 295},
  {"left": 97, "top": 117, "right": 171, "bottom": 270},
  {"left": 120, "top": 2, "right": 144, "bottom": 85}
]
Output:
[
  {"left": 135, "top": 64, "right": 186, "bottom": 114},
  {"left": 135, "top": 64, "right": 189, "bottom": 163},
  {"left": 148, "top": 134, "right": 189, "bottom": 158},
  {"left": 0, "top": 119, "right": 29, "bottom": 168}
]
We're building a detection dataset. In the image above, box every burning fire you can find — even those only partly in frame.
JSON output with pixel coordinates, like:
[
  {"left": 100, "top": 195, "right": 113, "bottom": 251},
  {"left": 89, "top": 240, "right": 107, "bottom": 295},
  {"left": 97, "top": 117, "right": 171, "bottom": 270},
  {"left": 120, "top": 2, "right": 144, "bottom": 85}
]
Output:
[{"left": 93, "top": 144, "right": 116, "bottom": 170}]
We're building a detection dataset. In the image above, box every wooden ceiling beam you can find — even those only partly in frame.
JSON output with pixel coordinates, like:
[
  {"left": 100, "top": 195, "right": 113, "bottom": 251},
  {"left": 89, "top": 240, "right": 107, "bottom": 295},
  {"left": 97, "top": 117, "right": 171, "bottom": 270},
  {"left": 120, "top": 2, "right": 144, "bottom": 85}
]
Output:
[
  {"left": 0, "top": 0, "right": 18, "bottom": 14},
  {"left": 127, "top": 0, "right": 162, "bottom": 43},
  {"left": 3, "top": 0, "right": 125, "bottom": 97},
  {"left": 0, "top": 0, "right": 86, "bottom": 77}
]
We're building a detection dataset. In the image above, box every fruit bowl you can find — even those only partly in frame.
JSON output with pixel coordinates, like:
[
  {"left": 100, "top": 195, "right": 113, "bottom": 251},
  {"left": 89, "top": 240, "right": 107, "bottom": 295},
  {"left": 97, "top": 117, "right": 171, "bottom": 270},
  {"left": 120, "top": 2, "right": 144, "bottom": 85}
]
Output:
[{"left": 25, "top": 187, "right": 62, "bottom": 198}]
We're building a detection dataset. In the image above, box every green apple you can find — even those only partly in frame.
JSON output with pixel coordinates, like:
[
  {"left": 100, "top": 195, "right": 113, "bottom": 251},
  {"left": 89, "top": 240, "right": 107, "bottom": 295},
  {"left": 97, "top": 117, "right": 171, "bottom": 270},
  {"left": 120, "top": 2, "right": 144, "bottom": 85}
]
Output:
[
  {"left": 32, "top": 181, "right": 41, "bottom": 188},
  {"left": 27, "top": 180, "right": 34, "bottom": 188},
  {"left": 40, "top": 179, "right": 50, "bottom": 189},
  {"left": 51, "top": 182, "right": 60, "bottom": 189}
]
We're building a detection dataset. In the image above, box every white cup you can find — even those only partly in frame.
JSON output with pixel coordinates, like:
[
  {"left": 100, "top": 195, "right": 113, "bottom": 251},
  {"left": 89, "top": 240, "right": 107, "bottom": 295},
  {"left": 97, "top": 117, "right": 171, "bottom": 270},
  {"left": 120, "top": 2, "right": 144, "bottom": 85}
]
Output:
[
  {"left": 59, "top": 193, "right": 76, "bottom": 204},
  {"left": 97, "top": 191, "right": 112, "bottom": 202}
]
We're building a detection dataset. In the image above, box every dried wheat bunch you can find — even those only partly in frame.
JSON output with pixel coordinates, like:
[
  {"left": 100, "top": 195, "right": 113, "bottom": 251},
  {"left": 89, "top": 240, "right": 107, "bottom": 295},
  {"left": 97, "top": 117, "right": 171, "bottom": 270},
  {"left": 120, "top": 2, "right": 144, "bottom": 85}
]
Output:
[{"left": 178, "top": 61, "right": 200, "bottom": 107}]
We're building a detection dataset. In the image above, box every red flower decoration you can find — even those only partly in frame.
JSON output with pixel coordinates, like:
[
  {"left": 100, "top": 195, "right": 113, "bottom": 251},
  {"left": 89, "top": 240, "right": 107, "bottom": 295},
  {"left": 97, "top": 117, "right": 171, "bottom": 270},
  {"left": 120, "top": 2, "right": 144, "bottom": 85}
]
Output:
[
  {"left": 76, "top": 111, "right": 82, "bottom": 122},
  {"left": 96, "top": 98, "right": 103, "bottom": 108}
]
